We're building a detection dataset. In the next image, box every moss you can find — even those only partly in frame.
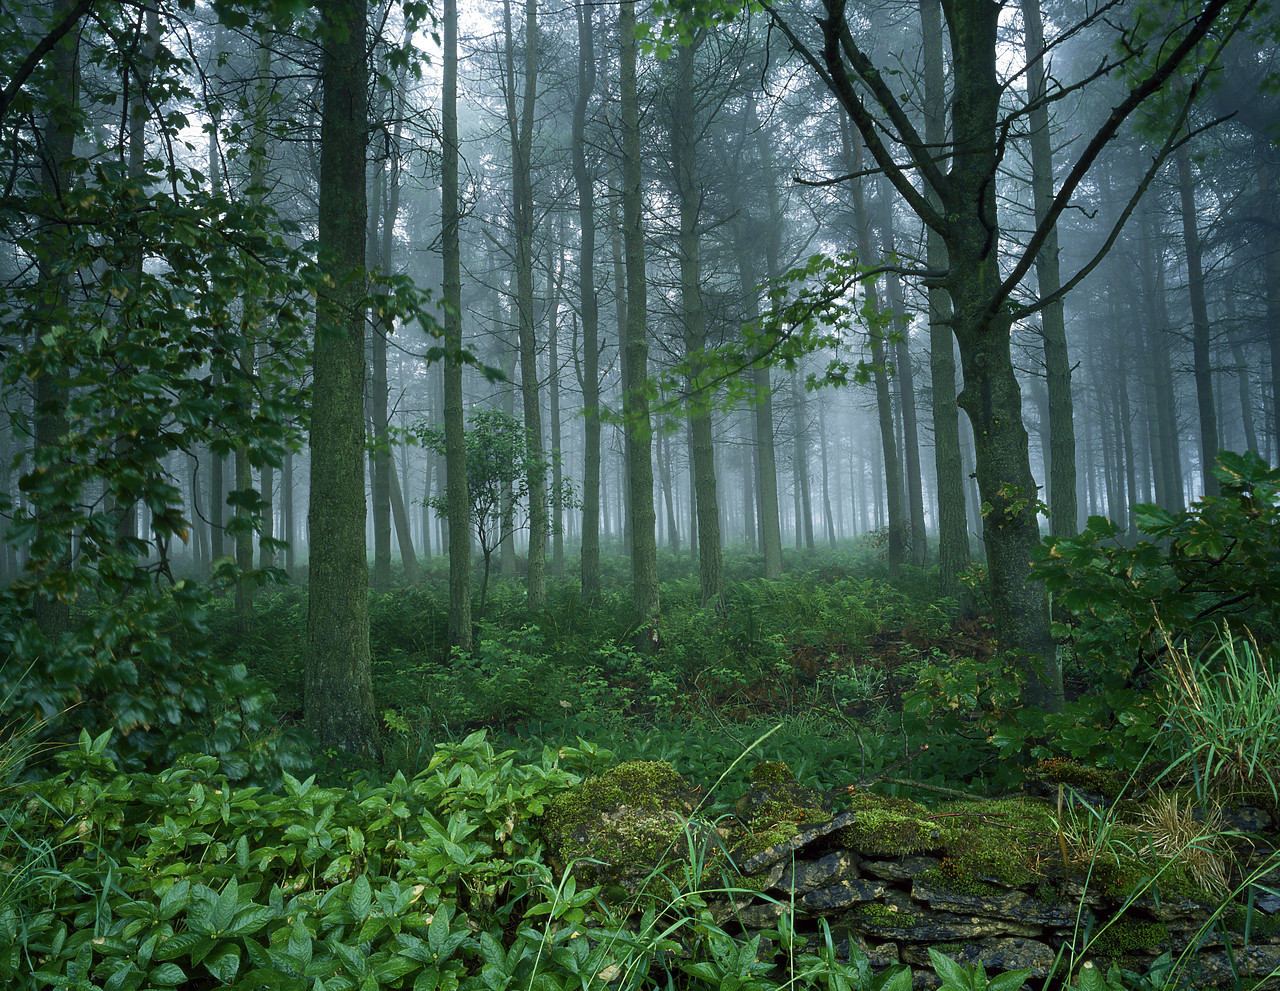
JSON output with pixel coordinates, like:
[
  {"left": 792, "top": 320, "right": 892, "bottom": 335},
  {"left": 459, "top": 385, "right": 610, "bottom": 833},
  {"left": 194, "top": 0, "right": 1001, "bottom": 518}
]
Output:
[
  {"left": 1031, "top": 757, "right": 1123, "bottom": 799},
  {"left": 1225, "top": 905, "right": 1280, "bottom": 939},
  {"left": 840, "top": 790, "right": 939, "bottom": 856},
  {"left": 1090, "top": 913, "right": 1168, "bottom": 954},
  {"left": 749, "top": 761, "right": 796, "bottom": 786},
  {"left": 852, "top": 901, "right": 917, "bottom": 926},
  {"left": 919, "top": 866, "right": 1002, "bottom": 898},
  {"left": 542, "top": 760, "right": 693, "bottom": 849},
  {"left": 540, "top": 761, "right": 701, "bottom": 889}
]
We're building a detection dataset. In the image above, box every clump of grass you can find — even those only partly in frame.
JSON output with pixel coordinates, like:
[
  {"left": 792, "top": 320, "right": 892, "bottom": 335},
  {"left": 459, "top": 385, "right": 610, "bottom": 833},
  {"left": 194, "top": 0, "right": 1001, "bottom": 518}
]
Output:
[
  {"left": 1137, "top": 789, "right": 1230, "bottom": 897},
  {"left": 1161, "top": 624, "right": 1280, "bottom": 807}
]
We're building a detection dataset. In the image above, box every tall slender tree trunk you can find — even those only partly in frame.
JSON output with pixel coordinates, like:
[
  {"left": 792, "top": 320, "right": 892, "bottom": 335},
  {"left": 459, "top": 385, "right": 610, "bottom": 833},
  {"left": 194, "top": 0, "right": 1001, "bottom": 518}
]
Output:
[
  {"left": 236, "top": 35, "right": 272, "bottom": 631},
  {"left": 879, "top": 179, "right": 926, "bottom": 564},
  {"left": 573, "top": 4, "right": 601, "bottom": 600},
  {"left": 1176, "top": 140, "right": 1219, "bottom": 496},
  {"left": 283, "top": 450, "right": 295, "bottom": 576},
  {"left": 673, "top": 38, "right": 722, "bottom": 611},
  {"left": 504, "top": 0, "right": 547, "bottom": 608},
  {"left": 208, "top": 26, "right": 226, "bottom": 567},
  {"left": 818, "top": 402, "right": 837, "bottom": 548},
  {"left": 442, "top": 0, "right": 471, "bottom": 651},
  {"left": 790, "top": 371, "right": 815, "bottom": 551},
  {"left": 921, "top": 0, "right": 970, "bottom": 599},
  {"left": 548, "top": 257, "right": 565, "bottom": 579},
  {"left": 1022, "top": 0, "right": 1077, "bottom": 536},
  {"left": 306, "top": 0, "right": 377, "bottom": 756},
  {"left": 1138, "top": 200, "right": 1184, "bottom": 512},
  {"left": 620, "top": 0, "right": 660, "bottom": 643},
  {"left": 848, "top": 125, "right": 904, "bottom": 574}
]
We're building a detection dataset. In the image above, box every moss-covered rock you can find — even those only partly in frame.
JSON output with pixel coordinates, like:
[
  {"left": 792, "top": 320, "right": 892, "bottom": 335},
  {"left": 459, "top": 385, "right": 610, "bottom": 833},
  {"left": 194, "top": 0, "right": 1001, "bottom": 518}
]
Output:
[
  {"left": 735, "top": 761, "right": 831, "bottom": 831},
  {"left": 540, "top": 760, "right": 704, "bottom": 890}
]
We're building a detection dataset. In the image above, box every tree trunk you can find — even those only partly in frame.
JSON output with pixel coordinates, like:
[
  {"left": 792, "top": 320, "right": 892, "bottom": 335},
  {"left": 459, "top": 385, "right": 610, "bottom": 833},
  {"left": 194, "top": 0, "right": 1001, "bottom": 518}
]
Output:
[
  {"left": 1176, "top": 140, "right": 1219, "bottom": 496},
  {"left": 283, "top": 450, "right": 295, "bottom": 576},
  {"left": 442, "top": 0, "right": 471, "bottom": 651},
  {"left": 306, "top": 0, "right": 377, "bottom": 757},
  {"left": 943, "top": 0, "right": 1061, "bottom": 710},
  {"left": 920, "top": 0, "right": 971, "bottom": 598},
  {"left": 573, "top": 4, "right": 601, "bottom": 600},
  {"left": 369, "top": 157, "right": 392, "bottom": 590},
  {"left": 547, "top": 256, "right": 565, "bottom": 580},
  {"left": 619, "top": 0, "right": 660, "bottom": 644},
  {"left": 818, "top": 401, "right": 837, "bottom": 548},
  {"left": 1022, "top": 0, "right": 1077, "bottom": 537},
  {"left": 673, "top": 38, "right": 723, "bottom": 611},
  {"left": 848, "top": 124, "right": 904, "bottom": 574},
  {"left": 504, "top": 0, "right": 547, "bottom": 609},
  {"left": 879, "top": 178, "right": 927, "bottom": 565}
]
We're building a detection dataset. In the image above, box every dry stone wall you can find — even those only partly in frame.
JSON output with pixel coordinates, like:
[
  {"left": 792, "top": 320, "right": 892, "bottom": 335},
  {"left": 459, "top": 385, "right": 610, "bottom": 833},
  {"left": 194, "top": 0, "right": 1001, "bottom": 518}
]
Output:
[{"left": 542, "top": 761, "right": 1280, "bottom": 990}]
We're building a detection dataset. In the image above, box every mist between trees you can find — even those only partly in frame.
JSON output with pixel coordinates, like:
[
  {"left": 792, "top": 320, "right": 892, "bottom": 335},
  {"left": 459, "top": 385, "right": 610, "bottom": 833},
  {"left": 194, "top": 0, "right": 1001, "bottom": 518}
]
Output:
[{"left": 1, "top": 0, "right": 1277, "bottom": 752}]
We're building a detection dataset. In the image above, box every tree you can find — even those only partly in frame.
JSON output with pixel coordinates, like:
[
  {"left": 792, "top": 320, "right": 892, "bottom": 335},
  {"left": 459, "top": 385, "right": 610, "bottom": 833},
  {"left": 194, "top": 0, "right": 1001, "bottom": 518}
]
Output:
[
  {"left": 1020, "top": 0, "right": 1078, "bottom": 539},
  {"left": 620, "top": 0, "right": 661, "bottom": 644},
  {"left": 670, "top": 34, "right": 724, "bottom": 611},
  {"left": 442, "top": 0, "right": 472, "bottom": 653},
  {"left": 419, "top": 408, "right": 572, "bottom": 621},
  {"left": 573, "top": 1, "right": 603, "bottom": 601},
  {"left": 503, "top": 0, "right": 548, "bottom": 610},
  {"left": 305, "top": 0, "right": 377, "bottom": 757}
]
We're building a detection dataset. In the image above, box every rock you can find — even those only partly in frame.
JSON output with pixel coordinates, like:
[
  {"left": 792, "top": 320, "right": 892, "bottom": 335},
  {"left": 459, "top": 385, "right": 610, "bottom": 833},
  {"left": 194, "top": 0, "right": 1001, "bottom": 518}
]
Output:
[
  {"left": 736, "top": 761, "right": 833, "bottom": 824},
  {"left": 799, "top": 879, "right": 885, "bottom": 912},
  {"left": 912, "top": 880, "right": 1029, "bottom": 918},
  {"left": 779, "top": 851, "right": 860, "bottom": 894},
  {"left": 739, "top": 810, "right": 858, "bottom": 874},
  {"left": 1161, "top": 944, "right": 1280, "bottom": 989},
  {"left": 849, "top": 905, "right": 1041, "bottom": 942},
  {"left": 901, "top": 937, "right": 1056, "bottom": 977},
  {"left": 862, "top": 856, "right": 942, "bottom": 881},
  {"left": 798, "top": 932, "right": 900, "bottom": 968}
]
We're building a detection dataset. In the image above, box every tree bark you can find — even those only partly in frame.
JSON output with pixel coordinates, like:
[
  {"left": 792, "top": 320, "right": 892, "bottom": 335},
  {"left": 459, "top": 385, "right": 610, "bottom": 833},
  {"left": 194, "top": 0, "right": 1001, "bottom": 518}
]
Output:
[
  {"left": 504, "top": 0, "right": 547, "bottom": 608},
  {"left": 306, "top": 0, "right": 377, "bottom": 756},
  {"left": 673, "top": 38, "right": 723, "bottom": 611},
  {"left": 920, "top": 0, "right": 970, "bottom": 599},
  {"left": 573, "top": 3, "right": 601, "bottom": 600},
  {"left": 879, "top": 178, "right": 926, "bottom": 565},
  {"left": 1176, "top": 140, "right": 1219, "bottom": 496},
  {"left": 1021, "top": 0, "right": 1077, "bottom": 536},
  {"left": 442, "top": 0, "right": 471, "bottom": 651},
  {"left": 848, "top": 124, "right": 904, "bottom": 574},
  {"left": 619, "top": 0, "right": 660, "bottom": 644}
]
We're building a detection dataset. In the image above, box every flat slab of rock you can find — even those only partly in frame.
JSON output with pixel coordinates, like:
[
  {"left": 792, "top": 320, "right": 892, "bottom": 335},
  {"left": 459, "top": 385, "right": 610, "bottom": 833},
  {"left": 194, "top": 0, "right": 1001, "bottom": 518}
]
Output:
[
  {"left": 902, "top": 937, "right": 1055, "bottom": 977},
  {"left": 779, "top": 851, "right": 859, "bottom": 894},
  {"left": 800, "top": 879, "right": 885, "bottom": 912},
  {"left": 739, "top": 810, "right": 858, "bottom": 873},
  {"left": 862, "top": 856, "right": 942, "bottom": 881}
]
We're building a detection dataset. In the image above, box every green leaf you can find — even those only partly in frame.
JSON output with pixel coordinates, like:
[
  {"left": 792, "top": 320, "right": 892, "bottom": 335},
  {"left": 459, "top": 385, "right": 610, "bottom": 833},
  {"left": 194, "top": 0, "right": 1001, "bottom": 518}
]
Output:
[
  {"left": 205, "top": 944, "right": 241, "bottom": 984},
  {"left": 158, "top": 880, "right": 190, "bottom": 921},
  {"left": 212, "top": 878, "right": 239, "bottom": 934},
  {"left": 349, "top": 875, "right": 372, "bottom": 921},
  {"left": 926, "top": 949, "right": 971, "bottom": 990},
  {"left": 986, "top": 969, "right": 1033, "bottom": 991},
  {"left": 147, "top": 962, "right": 188, "bottom": 986}
]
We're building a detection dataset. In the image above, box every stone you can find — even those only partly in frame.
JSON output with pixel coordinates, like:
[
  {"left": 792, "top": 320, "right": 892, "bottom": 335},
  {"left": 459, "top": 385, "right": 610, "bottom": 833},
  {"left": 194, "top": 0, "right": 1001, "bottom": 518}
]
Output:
[
  {"left": 912, "top": 880, "right": 1029, "bottom": 918},
  {"left": 850, "top": 906, "right": 1041, "bottom": 942},
  {"left": 799, "top": 879, "right": 885, "bottom": 912},
  {"left": 862, "top": 856, "right": 942, "bottom": 881},
  {"left": 738, "top": 810, "right": 858, "bottom": 874},
  {"left": 901, "top": 937, "right": 1056, "bottom": 977},
  {"left": 1158, "top": 944, "right": 1280, "bottom": 989},
  {"left": 779, "top": 851, "right": 859, "bottom": 893}
]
